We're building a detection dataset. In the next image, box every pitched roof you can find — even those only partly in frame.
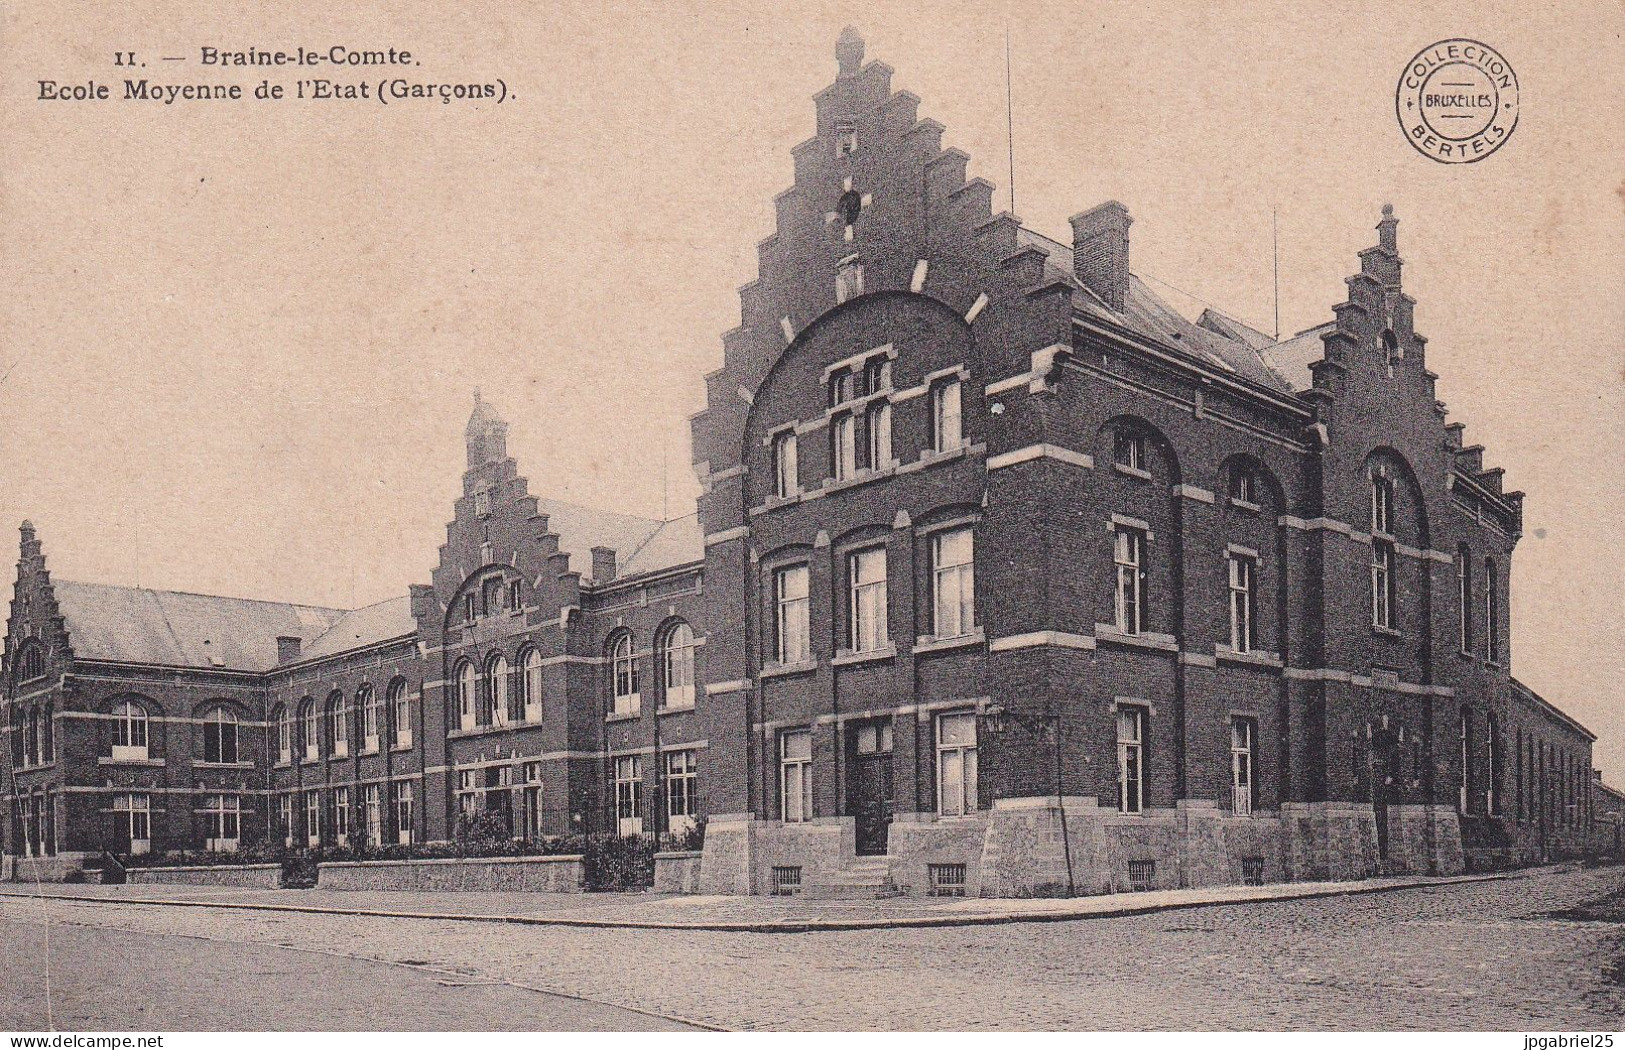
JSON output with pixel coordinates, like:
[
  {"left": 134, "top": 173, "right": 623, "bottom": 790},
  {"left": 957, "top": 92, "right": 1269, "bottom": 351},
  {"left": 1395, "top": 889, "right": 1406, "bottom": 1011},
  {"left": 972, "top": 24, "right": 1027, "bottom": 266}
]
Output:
[
  {"left": 534, "top": 498, "right": 703, "bottom": 582},
  {"left": 51, "top": 580, "right": 345, "bottom": 673},
  {"left": 296, "top": 595, "right": 417, "bottom": 663},
  {"left": 1016, "top": 226, "right": 1321, "bottom": 394}
]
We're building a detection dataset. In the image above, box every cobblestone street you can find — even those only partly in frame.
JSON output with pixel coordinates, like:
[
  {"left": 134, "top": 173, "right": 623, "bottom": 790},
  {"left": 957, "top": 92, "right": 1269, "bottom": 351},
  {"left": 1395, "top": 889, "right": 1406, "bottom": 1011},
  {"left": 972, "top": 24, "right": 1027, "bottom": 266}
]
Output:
[{"left": 3, "top": 864, "right": 1623, "bottom": 1030}]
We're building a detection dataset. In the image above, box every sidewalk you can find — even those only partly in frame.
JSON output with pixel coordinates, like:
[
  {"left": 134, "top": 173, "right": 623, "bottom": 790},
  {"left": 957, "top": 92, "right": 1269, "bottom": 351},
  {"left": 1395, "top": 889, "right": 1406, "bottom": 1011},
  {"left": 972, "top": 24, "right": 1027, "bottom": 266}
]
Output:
[{"left": 0, "top": 865, "right": 1550, "bottom": 932}]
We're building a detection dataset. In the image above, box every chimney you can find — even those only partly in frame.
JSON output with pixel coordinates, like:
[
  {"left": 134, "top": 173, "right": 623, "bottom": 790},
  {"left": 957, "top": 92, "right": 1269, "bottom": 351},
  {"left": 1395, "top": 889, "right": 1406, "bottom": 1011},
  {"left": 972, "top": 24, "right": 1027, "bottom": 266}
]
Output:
[
  {"left": 1069, "top": 201, "right": 1133, "bottom": 312},
  {"left": 590, "top": 546, "right": 617, "bottom": 584},
  {"left": 276, "top": 636, "right": 302, "bottom": 664}
]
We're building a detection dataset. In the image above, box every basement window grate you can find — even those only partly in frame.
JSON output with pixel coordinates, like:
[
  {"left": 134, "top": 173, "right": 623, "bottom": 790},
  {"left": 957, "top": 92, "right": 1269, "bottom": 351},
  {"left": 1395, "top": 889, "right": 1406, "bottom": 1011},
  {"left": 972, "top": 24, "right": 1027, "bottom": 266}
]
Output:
[
  {"left": 1127, "top": 859, "right": 1156, "bottom": 892},
  {"left": 771, "top": 866, "right": 803, "bottom": 896},
  {"left": 927, "top": 863, "right": 967, "bottom": 897},
  {"left": 1242, "top": 857, "right": 1266, "bottom": 886}
]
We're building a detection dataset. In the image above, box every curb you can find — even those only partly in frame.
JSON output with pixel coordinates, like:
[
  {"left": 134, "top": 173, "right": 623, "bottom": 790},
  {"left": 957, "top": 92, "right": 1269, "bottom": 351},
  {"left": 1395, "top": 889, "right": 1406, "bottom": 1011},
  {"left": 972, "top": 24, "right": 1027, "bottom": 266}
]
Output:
[{"left": 0, "top": 867, "right": 1546, "bottom": 934}]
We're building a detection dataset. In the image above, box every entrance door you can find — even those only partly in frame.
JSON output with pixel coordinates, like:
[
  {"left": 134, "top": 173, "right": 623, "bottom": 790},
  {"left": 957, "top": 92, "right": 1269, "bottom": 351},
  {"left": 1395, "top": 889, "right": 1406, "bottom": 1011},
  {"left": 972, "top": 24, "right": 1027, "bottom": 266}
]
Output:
[{"left": 847, "top": 718, "right": 893, "bottom": 855}]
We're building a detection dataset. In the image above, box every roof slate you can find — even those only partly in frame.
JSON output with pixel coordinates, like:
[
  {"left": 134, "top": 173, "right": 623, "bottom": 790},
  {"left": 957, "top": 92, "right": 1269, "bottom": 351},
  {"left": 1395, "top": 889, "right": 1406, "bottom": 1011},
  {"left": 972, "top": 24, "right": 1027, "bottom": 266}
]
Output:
[
  {"left": 534, "top": 498, "right": 702, "bottom": 582},
  {"left": 51, "top": 580, "right": 345, "bottom": 673},
  {"left": 296, "top": 595, "right": 417, "bottom": 663}
]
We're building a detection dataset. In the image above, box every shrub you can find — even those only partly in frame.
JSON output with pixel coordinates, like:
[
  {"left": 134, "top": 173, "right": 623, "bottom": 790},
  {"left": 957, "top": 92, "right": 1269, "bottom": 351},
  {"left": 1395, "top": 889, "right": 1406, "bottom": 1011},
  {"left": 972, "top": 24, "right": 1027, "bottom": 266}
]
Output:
[{"left": 584, "top": 834, "right": 656, "bottom": 891}]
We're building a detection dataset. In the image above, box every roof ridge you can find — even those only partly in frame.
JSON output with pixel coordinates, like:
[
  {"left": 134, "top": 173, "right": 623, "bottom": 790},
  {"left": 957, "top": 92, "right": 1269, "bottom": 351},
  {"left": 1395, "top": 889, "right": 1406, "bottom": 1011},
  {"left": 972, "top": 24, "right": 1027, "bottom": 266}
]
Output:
[{"left": 54, "top": 577, "right": 349, "bottom": 614}]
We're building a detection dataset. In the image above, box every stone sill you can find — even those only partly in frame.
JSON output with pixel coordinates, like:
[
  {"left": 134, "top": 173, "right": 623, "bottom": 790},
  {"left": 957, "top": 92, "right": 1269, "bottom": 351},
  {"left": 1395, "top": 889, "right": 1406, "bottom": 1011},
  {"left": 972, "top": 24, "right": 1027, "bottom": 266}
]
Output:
[
  {"left": 760, "top": 660, "right": 818, "bottom": 681},
  {"left": 194, "top": 761, "right": 255, "bottom": 770},
  {"left": 1094, "top": 625, "right": 1178, "bottom": 652},
  {"left": 97, "top": 757, "right": 165, "bottom": 768},
  {"left": 658, "top": 705, "right": 696, "bottom": 717},
  {"left": 604, "top": 710, "right": 642, "bottom": 724},
  {"left": 912, "top": 630, "right": 985, "bottom": 655},
  {"left": 1229, "top": 498, "right": 1262, "bottom": 513},
  {"left": 1215, "top": 647, "right": 1284, "bottom": 669},
  {"left": 391, "top": 743, "right": 414, "bottom": 753},
  {"left": 1114, "top": 463, "right": 1153, "bottom": 481},
  {"left": 832, "top": 644, "right": 897, "bottom": 667},
  {"left": 1371, "top": 624, "right": 1403, "bottom": 638}
]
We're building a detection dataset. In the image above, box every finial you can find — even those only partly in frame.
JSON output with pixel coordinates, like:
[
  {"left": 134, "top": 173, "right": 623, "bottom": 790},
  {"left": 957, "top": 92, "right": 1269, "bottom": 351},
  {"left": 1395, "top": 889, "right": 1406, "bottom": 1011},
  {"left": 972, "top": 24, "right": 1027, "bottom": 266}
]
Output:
[
  {"left": 20, "top": 520, "right": 34, "bottom": 537},
  {"left": 1381, "top": 203, "right": 1394, "bottom": 219},
  {"left": 836, "top": 25, "right": 864, "bottom": 75},
  {"left": 473, "top": 386, "right": 482, "bottom": 404}
]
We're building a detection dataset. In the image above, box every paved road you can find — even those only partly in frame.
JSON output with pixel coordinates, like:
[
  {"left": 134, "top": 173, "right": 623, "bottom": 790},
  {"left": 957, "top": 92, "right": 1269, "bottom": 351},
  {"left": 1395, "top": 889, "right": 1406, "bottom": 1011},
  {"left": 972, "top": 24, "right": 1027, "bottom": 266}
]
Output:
[
  {"left": 0, "top": 908, "right": 698, "bottom": 1031},
  {"left": 2, "top": 864, "right": 1622, "bottom": 1030}
]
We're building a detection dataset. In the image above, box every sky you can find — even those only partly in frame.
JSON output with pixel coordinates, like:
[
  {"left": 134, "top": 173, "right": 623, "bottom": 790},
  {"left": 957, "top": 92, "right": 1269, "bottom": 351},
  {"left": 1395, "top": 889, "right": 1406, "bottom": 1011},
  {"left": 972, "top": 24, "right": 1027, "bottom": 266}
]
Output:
[{"left": 1, "top": 1, "right": 1621, "bottom": 773}]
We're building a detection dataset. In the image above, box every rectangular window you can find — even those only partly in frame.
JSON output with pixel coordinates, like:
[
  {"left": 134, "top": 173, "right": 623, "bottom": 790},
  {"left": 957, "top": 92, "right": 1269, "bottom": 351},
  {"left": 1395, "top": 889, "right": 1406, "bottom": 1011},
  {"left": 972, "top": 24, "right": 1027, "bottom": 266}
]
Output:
[
  {"left": 519, "top": 762, "right": 543, "bottom": 839},
  {"left": 364, "top": 784, "right": 382, "bottom": 847},
  {"left": 931, "top": 378, "right": 963, "bottom": 453},
  {"left": 1118, "top": 707, "right": 1147, "bottom": 814},
  {"left": 780, "top": 729, "right": 813, "bottom": 823},
  {"left": 1231, "top": 717, "right": 1256, "bottom": 816},
  {"left": 305, "top": 790, "right": 321, "bottom": 848},
  {"left": 864, "top": 401, "right": 891, "bottom": 470},
  {"left": 936, "top": 712, "right": 979, "bottom": 817},
  {"left": 854, "top": 719, "right": 893, "bottom": 755},
  {"left": 203, "top": 794, "right": 239, "bottom": 852},
  {"left": 614, "top": 755, "right": 643, "bottom": 835},
  {"left": 1114, "top": 430, "right": 1146, "bottom": 471},
  {"left": 458, "top": 769, "right": 478, "bottom": 820},
  {"left": 666, "top": 750, "right": 699, "bottom": 832},
  {"left": 848, "top": 547, "right": 889, "bottom": 653},
  {"left": 772, "top": 431, "right": 798, "bottom": 498},
  {"left": 832, "top": 412, "right": 856, "bottom": 481},
  {"left": 931, "top": 528, "right": 975, "bottom": 639},
  {"left": 1228, "top": 553, "right": 1257, "bottom": 653},
  {"left": 1485, "top": 561, "right": 1501, "bottom": 663},
  {"left": 304, "top": 706, "right": 320, "bottom": 762},
  {"left": 829, "top": 368, "right": 856, "bottom": 407},
  {"left": 508, "top": 579, "right": 522, "bottom": 612},
  {"left": 362, "top": 696, "right": 379, "bottom": 753},
  {"left": 1114, "top": 526, "right": 1147, "bottom": 634},
  {"left": 203, "top": 713, "right": 238, "bottom": 764},
  {"left": 464, "top": 592, "right": 477, "bottom": 623},
  {"left": 332, "top": 787, "right": 350, "bottom": 846},
  {"left": 835, "top": 257, "right": 864, "bottom": 303},
  {"left": 835, "top": 120, "right": 858, "bottom": 156},
  {"left": 276, "top": 793, "right": 294, "bottom": 848},
  {"left": 116, "top": 793, "right": 151, "bottom": 855},
  {"left": 774, "top": 565, "right": 811, "bottom": 665},
  {"left": 395, "top": 782, "right": 415, "bottom": 845},
  {"left": 1371, "top": 477, "right": 1394, "bottom": 536},
  {"left": 276, "top": 712, "right": 291, "bottom": 765},
  {"left": 1372, "top": 541, "right": 1396, "bottom": 630}
]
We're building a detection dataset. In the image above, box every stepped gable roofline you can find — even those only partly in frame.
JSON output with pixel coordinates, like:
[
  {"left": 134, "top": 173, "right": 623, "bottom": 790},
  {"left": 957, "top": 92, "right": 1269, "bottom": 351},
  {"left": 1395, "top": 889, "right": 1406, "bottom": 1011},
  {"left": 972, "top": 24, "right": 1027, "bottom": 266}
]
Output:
[{"left": 50, "top": 579, "right": 345, "bottom": 673}]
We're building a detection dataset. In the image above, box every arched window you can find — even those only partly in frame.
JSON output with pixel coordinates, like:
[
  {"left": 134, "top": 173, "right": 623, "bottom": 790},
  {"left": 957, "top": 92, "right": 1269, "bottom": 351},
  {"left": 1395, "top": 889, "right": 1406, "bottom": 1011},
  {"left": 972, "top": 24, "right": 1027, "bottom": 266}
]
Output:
[
  {"left": 300, "top": 698, "right": 319, "bottom": 761},
  {"left": 1458, "top": 706, "right": 1473, "bottom": 814},
  {"left": 359, "top": 685, "right": 381, "bottom": 751},
  {"left": 41, "top": 701, "right": 53, "bottom": 764},
  {"left": 485, "top": 654, "right": 509, "bottom": 727},
  {"left": 1457, "top": 546, "right": 1474, "bottom": 654},
  {"left": 1227, "top": 464, "right": 1256, "bottom": 505},
  {"left": 113, "top": 700, "right": 149, "bottom": 761},
  {"left": 272, "top": 703, "right": 290, "bottom": 764},
  {"left": 661, "top": 621, "right": 696, "bottom": 710},
  {"left": 520, "top": 648, "right": 544, "bottom": 723},
  {"left": 25, "top": 706, "right": 39, "bottom": 766},
  {"left": 610, "top": 633, "right": 640, "bottom": 716},
  {"left": 1370, "top": 474, "right": 1397, "bottom": 630},
  {"left": 389, "top": 679, "right": 412, "bottom": 748},
  {"left": 456, "top": 660, "right": 477, "bottom": 731},
  {"left": 1484, "top": 558, "right": 1501, "bottom": 663},
  {"left": 202, "top": 706, "right": 239, "bottom": 764},
  {"left": 326, "top": 692, "right": 348, "bottom": 758},
  {"left": 482, "top": 576, "right": 504, "bottom": 616},
  {"left": 16, "top": 643, "right": 45, "bottom": 683}
]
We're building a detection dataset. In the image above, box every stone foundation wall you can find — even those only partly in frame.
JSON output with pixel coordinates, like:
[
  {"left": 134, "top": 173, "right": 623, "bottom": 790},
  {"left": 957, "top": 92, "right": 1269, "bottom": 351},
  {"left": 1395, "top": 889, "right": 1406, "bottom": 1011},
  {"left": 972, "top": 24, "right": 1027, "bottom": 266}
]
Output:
[
  {"left": 653, "top": 851, "right": 703, "bottom": 893},
  {"left": 4, "top": 852, "right": 93, "bottom": 883},
  {"left": 317, "top": 855, "right": 585, "bottom": 893},
  {"left": 126, "top": 863, "right": 283, "bottom": 889},
  {"left": 887, "top": 812, "right": 988, "bottom": 895}
]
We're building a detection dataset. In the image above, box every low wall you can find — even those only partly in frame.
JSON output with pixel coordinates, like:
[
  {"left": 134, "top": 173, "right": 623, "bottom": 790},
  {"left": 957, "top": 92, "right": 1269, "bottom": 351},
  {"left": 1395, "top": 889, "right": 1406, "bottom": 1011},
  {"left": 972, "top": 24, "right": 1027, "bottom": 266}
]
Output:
[
  {"left": 653, "top": 851, "right": 703, "bottom": 894},
  {"left": 126, "top": 863, "right": 283, "bottom": 889},
  {"left": 317, "top": 854, "right": 586, "bottom": 893},
  {"left": 5, "top": 852, "right": 94, "bottom": 883}
]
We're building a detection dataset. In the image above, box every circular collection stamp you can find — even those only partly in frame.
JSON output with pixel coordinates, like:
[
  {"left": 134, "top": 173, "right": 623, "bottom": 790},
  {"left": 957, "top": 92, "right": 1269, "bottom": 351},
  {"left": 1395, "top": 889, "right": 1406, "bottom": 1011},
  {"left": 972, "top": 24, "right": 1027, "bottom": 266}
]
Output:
[{"left": 1396, "top": 39, "right": 1519, "bottom": 164}]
